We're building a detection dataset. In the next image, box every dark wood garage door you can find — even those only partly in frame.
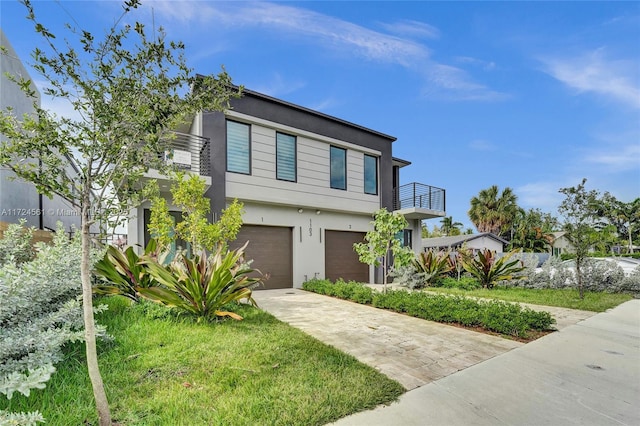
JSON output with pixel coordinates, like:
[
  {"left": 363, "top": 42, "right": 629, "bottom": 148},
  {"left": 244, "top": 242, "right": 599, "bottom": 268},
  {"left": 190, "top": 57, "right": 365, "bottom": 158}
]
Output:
[
  {"left": 229, "top": 225, "right": 293, "bottom": 290},
  {"left": 325, "top": 230, "right": 369, "bottom": 283}
]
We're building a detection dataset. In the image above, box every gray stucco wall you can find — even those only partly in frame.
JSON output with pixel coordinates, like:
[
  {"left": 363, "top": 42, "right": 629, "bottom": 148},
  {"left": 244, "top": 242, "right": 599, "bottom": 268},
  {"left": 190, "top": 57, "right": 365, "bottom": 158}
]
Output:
[{"left": 0, "top": 29, "right": 41, "bottom": 228}]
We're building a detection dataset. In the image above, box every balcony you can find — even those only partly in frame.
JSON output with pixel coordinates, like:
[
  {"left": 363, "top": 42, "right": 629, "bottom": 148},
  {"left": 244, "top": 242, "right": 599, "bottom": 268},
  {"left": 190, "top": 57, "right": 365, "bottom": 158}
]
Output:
[
  {"left": 143, "top": 131, "right": 212, "bottom": 189},
  {"left": 393, "top": 182, "right": 446, "bottom": 220}
]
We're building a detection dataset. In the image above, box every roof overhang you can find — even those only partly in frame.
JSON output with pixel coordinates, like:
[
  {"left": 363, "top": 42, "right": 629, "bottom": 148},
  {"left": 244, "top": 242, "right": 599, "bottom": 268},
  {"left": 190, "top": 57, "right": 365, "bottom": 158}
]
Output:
[{"left": 395, "top": 207, "right": 445, "bottom": 220}]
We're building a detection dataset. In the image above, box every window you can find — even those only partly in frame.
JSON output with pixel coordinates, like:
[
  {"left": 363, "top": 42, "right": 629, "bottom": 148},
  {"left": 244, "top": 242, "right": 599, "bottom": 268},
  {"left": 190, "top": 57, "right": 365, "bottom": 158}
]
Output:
[
  {"left": 330, "top": 146, "right": 346, "bottom": 190},
  {"left": 364, "top": 154, "right": 378, "bottom": 195},
  {"left": 276, "top": 132, "right": 296, "bottom": 182},
  {"left": 226, "top": 120, "right": 250, "bottom": 174}
]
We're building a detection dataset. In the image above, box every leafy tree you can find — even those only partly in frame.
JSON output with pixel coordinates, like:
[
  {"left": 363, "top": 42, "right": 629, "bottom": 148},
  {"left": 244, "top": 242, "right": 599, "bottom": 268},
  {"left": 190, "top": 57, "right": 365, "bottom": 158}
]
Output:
[
  {"left": 0, "top": 1, "right": 240, "bottom": 423},
  {"left": 440, "top": 216, "right": 463, "bottom": 236},
  {"left": 146, "top": 173, "right": 244, "bottom": 252},
  {"left": 558, "top": 179, "right": 600, "bottom": 299},
  {"left": 353, "top": 208, "right": 413, "bottom": 292},
  {"left": 468, "top": 185, "right": 519, "bottom": 238},
  {"left": 598, "top": 194, "right": 640, "bottom": 253},
  {"left": 508, "top": 208, "right": 558, "bottom": 252}
]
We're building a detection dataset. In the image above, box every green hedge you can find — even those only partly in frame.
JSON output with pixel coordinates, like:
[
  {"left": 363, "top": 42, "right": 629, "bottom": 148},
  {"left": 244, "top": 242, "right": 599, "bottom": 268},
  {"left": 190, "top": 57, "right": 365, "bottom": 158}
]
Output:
[{"left": 302, "top": 279, "right": 554, "bottom": 338}]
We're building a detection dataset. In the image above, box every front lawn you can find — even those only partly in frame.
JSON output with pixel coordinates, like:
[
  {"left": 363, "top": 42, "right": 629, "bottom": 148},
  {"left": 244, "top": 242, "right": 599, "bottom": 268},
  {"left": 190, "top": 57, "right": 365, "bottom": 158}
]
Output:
[
  {"left": 1, "top": 297, "right": 404, "bottom": 425},
  {"left": 425, "top": 286, "right": 633, "bottom": 312}
]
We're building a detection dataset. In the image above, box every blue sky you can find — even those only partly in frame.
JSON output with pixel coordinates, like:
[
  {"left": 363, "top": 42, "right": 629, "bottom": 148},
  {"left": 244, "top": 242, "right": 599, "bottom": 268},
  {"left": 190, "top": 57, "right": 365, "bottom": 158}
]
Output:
[{"left": 2, "top": 1, "right": 639, "bottom": 231}]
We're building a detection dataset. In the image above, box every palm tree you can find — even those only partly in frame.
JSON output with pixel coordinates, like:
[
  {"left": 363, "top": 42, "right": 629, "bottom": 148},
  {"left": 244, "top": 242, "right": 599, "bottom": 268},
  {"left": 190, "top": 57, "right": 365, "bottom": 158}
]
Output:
[
  {"left": 440, "top": 216, "right": 463, "bottom": 236},
  {"left": 468, "top": 185, "right": 519, "bottom": 238}
]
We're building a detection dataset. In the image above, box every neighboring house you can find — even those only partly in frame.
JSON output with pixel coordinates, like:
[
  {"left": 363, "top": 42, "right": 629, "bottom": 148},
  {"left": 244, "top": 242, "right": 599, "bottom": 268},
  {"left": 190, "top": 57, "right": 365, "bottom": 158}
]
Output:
[
  {"left": 549, "top": 231, "right": 574, "bottom": 256},
  {"left": 422, "top": 233, "right": 507, "bottom": 253},
  {"left": 128, "top": 88, "right": 446, "bottom": 288},
  {"left": 0, "top": 29, "right": 81, "bottom": 235}
]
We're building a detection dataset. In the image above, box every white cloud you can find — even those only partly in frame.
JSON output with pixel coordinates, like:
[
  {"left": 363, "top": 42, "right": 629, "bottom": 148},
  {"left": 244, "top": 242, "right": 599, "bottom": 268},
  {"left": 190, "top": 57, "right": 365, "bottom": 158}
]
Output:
[
  {"left": 379, "top": 19, "right": 440, "bottom": 39},
  {"left": 455, "top": 56, "right": 496, "bottom": 71},
  {"left": 516, "top": 181, "right": 564, "bottom": 212},
  {"left": 424, "top": 64, "right": 509, "bottom": 101},
  {"left": 145, "top": 1, "right": 506, "bottom": 102},
  {"left": 249, "top": 73, "right": 306, "bottom": 98},
  {"left": 468, "top": 139, "right": 496, "bottom": 151},
  {"left": 584, "top": 143, "right": 640, "bottom": 171},
  {"left": 540, "top": 48, "right": 640, "bottom": 109}
]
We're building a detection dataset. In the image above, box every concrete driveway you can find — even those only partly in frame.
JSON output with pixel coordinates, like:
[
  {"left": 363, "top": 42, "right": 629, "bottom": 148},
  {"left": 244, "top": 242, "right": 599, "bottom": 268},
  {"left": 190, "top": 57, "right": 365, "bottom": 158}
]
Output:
[{"left": 251, "top": 289, "right": 592, "bottom": 390}]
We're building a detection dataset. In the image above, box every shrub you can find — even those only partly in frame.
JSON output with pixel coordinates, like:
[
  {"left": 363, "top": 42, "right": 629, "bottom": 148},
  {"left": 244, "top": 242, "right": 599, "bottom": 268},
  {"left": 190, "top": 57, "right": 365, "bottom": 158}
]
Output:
[
  {"left": 434, "top": 276, "right": 481, "bottom": 290},
  {"left": 0, "top": 220, "right": 35, "bottom": 267},
  {"left": 0, "top": 228, "right": 107, "bottom": 422},
  {"left": 618, "top": 266, "right": 640, "bottom": 295},
  {"left": 305, "top": 281, "right": 555, "bottom": 338},
  {"left": 302, "top": 278, "right": 333, "bottom": 295},
  {"left": 139, "top": 243, "right": 263, "bottom": 320},
  {"left": 461, "top": 249, "right": 527, "bottom": 289},
  {"left": 410, "top": 250, "right": 453, "bottom": 288},
  {"left": 374, "top": 290, "right": 554, "bottom": 337},
  {"left": 93, "top": 238, "right": 166, "bottom": 302}
]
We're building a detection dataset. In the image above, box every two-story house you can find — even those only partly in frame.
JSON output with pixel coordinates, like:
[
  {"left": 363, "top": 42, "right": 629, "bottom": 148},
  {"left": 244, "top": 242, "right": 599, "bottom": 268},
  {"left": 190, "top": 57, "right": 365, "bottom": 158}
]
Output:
[{"left": 128, "top": 88, "right": 446, "bottom": 289}]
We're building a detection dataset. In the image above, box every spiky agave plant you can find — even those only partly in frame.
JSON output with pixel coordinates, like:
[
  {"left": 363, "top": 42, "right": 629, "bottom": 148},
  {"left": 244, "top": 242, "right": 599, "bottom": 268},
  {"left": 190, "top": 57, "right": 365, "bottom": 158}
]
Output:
[
  {"left": 138, "top": 242, "right": 263, "bottom": 320},
  {"left": 461, "top": 249, "right": 526, "bottom": 289},
  {"left": 412, "top": 249, "right": 454, "bottom": 287},
  {"left": 93, "top": 239, "right": 166, "bottom": 302}
]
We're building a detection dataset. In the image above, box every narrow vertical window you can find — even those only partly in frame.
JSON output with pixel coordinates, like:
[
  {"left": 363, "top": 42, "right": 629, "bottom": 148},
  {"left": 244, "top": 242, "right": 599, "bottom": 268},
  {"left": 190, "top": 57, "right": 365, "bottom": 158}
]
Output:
[
  {"left": 330, "top": 146, "right": 346, "bottom": 190},
  {"left": 226, "top": 120, "right": 250, "bottom": 174},
  {"left": 364, "top": 154, "right": 378, "bottom": 195},
  {"left": 276, "top": 132, "right": 296, "bottom": 182}
]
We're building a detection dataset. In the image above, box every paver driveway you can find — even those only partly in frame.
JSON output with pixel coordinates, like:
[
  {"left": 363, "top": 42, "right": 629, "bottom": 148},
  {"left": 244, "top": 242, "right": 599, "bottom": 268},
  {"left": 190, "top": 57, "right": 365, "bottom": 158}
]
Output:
[
  {"left": 252, "top": 288, "right": 595, "bottom": 390},
  {"left": 254, "top": 289, "right": 512, "bottom": 389}
]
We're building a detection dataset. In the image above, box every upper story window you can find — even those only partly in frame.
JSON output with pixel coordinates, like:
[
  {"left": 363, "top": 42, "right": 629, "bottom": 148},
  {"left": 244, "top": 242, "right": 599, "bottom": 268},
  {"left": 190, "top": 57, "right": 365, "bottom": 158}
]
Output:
[
  {"left": 276, "top": 132, "right": 297, "bottom": 182},
  {"left": 226, "top": 120, "right": 251, "bottom": 174},
  {"left": 364, "top": 154, "right": 378, "bottom": 195},
  {"left": 330, "top": 146, "right": 347, "bottom": 190}
]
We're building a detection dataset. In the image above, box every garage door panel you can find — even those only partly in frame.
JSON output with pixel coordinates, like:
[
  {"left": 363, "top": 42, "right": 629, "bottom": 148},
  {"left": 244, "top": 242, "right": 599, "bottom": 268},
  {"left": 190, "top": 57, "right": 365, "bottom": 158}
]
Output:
[
  {"left": 230, "top": 225, "right": 293, "bottom": 290},
  {"left": 325, "top": 231, "right": 369, "bottom": 283}
]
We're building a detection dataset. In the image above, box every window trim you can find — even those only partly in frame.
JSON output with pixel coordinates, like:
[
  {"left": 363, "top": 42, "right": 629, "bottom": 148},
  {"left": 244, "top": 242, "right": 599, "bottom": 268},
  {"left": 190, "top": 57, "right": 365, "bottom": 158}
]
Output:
[
  {"left": 364, "top": 154, "right": 378, "bottom": 195},
  {"left": 276, "top": 131, "right": 297, "bottom": 182},
  {"left": 226, "top": 119, "right": 251, "bottom": 175},
  {"left": 330, "top": 145, "right": 347, "bottom": 190}
]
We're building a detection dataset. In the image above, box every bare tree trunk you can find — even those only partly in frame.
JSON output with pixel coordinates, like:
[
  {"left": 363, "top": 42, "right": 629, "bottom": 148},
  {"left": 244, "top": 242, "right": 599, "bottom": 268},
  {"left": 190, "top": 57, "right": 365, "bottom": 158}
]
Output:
[
  {"left": 576, "top": 258, "right": 584, "bottom": 300},
  {"left": 80, "top": 201, "right": 112, "bottom": 425}
]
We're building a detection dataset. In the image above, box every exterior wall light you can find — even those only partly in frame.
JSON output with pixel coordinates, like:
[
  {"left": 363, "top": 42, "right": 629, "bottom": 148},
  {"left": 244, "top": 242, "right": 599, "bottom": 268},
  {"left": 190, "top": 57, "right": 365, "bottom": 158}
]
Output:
[
  {"left": 316, "top": 210, "right": 321, "bottom": 215},
  {"left": 298, "top": 208, "right": 304, "bottom": 213}
]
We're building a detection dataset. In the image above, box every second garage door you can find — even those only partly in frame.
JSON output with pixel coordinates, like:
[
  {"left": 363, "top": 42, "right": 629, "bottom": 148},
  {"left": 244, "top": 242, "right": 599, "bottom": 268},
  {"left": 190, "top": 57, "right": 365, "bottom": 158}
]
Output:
[
  {"left": 230, "top": 225, "right": 293, "bottom": 290},
  {"left": 325, "top": 230, "right": 369, "bottom": 283}
]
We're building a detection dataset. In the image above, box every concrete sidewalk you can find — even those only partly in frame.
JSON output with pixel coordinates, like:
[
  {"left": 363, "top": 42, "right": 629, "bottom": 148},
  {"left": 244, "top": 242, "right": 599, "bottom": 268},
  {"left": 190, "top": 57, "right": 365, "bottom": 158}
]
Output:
[{"left": 332, "top": 299, "right": 640, "bottom": 426}]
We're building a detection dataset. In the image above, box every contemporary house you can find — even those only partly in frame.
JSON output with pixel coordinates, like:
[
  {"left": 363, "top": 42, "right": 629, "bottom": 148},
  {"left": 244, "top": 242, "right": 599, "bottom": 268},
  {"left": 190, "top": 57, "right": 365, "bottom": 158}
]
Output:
[
  {"left": 422, "top": 233, "right": 507, "bottom": 253},
  {"left": 0, "top": 29, "right": 81, "bottom": 237},
  {"left": 128, "top": 88, "right": 446, "bottom": 288}
]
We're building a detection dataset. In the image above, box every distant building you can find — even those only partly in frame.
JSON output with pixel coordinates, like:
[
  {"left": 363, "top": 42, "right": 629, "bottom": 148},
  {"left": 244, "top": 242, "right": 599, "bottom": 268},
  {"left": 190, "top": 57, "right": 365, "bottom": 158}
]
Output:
[
  {"left": 0, "top": 29, "right": 81, "bottom": 234},
  {"left": 422, "top": 233, "right": 507, "bottom": 253}
]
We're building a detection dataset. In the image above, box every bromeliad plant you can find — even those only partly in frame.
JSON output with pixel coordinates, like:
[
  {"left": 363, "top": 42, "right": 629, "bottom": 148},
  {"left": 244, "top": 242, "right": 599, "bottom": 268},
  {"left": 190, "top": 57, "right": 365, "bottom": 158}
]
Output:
[
  {"left": 138, "top": 243, "right": 263, "bottom": 320},
  {"left": 461, "top": 249, "right": 526, "bottom": 289},
  {"left": 412, "top": 250, "right": 454, "bottom": 287},
  {"left": 93, "top": 239, "right": 166, "bottom": 302}
]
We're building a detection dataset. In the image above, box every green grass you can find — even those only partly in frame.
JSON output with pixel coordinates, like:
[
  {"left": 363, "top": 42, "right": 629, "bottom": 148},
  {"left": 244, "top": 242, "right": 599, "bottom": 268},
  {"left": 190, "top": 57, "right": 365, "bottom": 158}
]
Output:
[
  {"left": 425, "top": 286, "right": 633, "bottom": 312},
  {"left": 1, "top": 297, "right": 404, "bottom": 425}
]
